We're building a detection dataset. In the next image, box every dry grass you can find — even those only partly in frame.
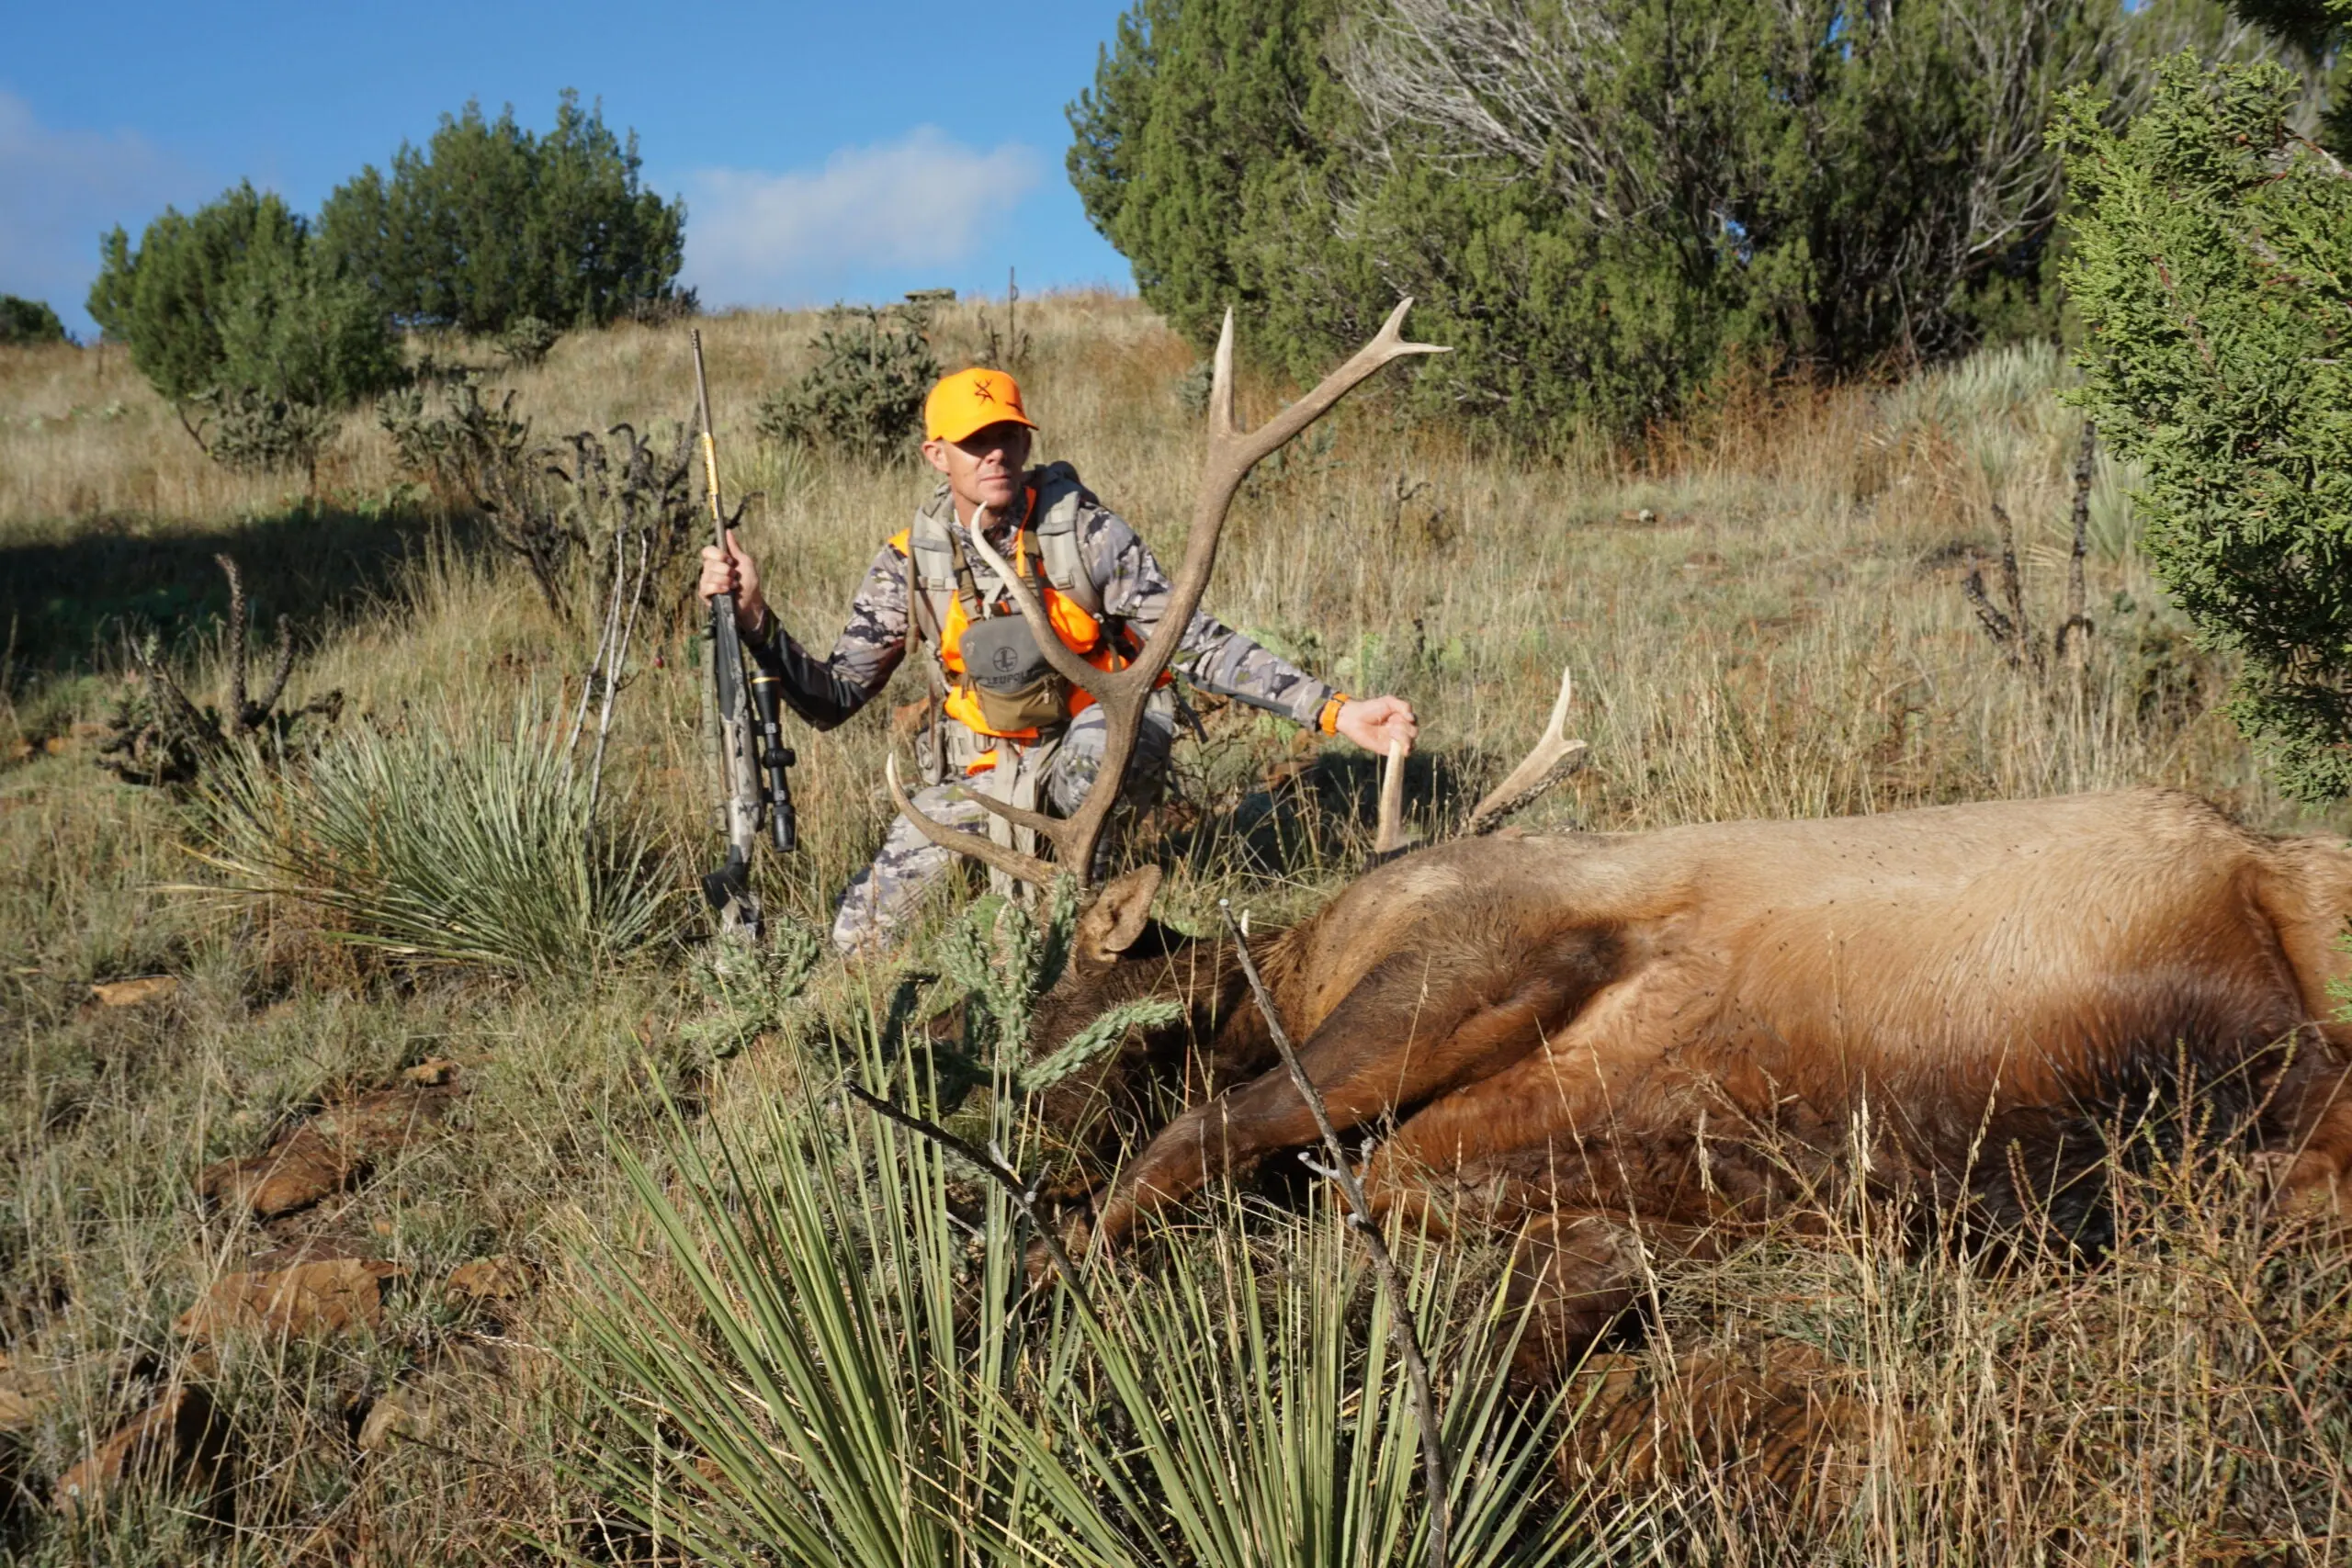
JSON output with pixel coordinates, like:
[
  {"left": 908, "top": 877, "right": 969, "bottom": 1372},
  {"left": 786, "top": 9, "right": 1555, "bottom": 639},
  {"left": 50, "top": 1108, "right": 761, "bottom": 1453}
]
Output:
[{"left": 2, "top": 292, "right": 2346, "bottom": 1564}]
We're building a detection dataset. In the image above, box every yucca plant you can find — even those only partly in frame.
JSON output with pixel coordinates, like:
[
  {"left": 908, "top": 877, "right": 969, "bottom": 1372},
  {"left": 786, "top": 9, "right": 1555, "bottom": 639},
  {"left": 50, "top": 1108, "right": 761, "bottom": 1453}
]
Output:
[
  {"left": 1013, "top": 1195, "right": 1607, "bottom": 1568},
  {"left": 190, "top": 699, "right": 679, "bottom": 974},
  {"left": 570, "top": 972, "right": 1621, "bottom": 1566},
  {"left": 568, "top": 1025, "right": 1105, "bottom": 1567}
]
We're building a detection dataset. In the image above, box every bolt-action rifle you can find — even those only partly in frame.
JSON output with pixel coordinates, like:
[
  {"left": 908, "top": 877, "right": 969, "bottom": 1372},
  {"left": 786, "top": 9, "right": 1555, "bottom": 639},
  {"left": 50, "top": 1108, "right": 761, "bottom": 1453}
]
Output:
[{"left": 692, "top": 331, "right": 795, "bottom": 939}]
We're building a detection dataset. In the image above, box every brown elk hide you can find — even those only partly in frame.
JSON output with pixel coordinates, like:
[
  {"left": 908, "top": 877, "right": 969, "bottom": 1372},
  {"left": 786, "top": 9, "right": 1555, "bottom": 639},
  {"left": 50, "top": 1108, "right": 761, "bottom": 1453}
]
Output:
[{"left": 1053, "top": 790, "right": 2352, "bottom": 1356}]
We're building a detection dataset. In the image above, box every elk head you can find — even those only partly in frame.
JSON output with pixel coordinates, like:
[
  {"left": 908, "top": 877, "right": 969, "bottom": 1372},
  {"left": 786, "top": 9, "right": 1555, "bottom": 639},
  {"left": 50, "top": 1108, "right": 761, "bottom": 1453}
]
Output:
[{"left": 883, "top": 299, "right": 1585, "bottom": 1158}]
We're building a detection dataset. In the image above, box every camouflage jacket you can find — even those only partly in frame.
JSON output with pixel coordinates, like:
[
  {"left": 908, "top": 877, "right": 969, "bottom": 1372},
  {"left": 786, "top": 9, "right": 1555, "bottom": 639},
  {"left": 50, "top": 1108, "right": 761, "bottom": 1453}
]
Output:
[{"left": 747, "top": 468, "right": 1339, "bottom": 735}]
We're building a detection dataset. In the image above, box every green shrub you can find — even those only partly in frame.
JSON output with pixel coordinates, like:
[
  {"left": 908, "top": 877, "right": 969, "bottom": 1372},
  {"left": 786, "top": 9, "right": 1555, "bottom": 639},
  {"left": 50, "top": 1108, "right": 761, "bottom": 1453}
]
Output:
[
  {"left": 1069, "top": 0, "right": 2202, "bottom": 437},
  {"left": 192, "top": 700, "right": 680, "bottom": 974},
  {"left": 86, "top": 182, "right": 400, "bottom": 468},
  {"left": 0, "top": 295, "right": 68, "bottom": 346},
  {"left": 755, "top": 304, "right": 939, "bottom": 462},
  {"left": 2058, "top": 55, "right": 2352, "bottom": 798},
  {"left": 317, "top": 91, "right": 687, "bottom": 335},
  {"left": 495, "top": 313, "right": 561, "bottom": 367},
  {"left": 200, "top": 385, "right": 345, "bottom": 479}
]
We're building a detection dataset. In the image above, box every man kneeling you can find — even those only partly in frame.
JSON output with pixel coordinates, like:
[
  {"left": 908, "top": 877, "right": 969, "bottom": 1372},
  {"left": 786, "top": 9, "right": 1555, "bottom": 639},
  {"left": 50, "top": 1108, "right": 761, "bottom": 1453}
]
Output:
[{"left": 697, "top": 366, "right": 1415, "bottom": 956}]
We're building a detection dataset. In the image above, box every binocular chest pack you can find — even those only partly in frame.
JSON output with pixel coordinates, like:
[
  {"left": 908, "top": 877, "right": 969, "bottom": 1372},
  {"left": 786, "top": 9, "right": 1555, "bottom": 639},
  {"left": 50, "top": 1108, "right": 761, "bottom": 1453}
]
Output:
[{"left": 907, "top": 464, "right": 1104, "bottom": 737}]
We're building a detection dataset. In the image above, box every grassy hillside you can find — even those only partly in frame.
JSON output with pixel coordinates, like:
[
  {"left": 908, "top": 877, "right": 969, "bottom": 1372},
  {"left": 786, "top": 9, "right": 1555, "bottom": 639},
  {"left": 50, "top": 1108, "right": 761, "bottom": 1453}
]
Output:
[{"left": 3, "top": 294, "right": 2346, "bottom": 1564}]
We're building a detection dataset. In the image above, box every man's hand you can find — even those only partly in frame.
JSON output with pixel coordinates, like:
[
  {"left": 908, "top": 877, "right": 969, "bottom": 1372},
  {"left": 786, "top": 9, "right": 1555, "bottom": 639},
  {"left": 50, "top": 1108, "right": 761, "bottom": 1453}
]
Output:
[
  {"left": 697, "top": 530, "right": 768, "bottom": 637},
  {"left": 1334, "top": 695, "right": 1418, "bottom": 754}
]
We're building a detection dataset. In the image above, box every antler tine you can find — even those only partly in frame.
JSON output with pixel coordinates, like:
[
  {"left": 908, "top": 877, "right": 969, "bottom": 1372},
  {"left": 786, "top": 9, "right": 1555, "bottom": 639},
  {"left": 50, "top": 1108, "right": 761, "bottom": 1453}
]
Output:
[
  {"left": 1122, "top": 299, "right": 1450, "bottom": 717},
  {"left": 1209, "top": 308, "right": 1239, "bottom": 442},
  {"left": 1211, "top": 298, "right": 1448, "bottom": 479},
  {"left": 1374, "top": 738, "right": 1409, "bottom": 854},
  {"left": 1467, "top": 666, "right": 1589, "bottom": 834},
  {"left": 885, "top": 752, "right": 1062, "bottom": 888}
]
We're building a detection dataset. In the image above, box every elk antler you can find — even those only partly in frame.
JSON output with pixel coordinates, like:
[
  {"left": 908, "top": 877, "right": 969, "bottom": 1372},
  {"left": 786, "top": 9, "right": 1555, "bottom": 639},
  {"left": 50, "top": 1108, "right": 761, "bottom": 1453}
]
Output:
[
  {"left": 888, "top": 299, "right": 1449, "bottom": 888},
  {"left": 1465, "top": 666, "right": 1587, "bottom": 834},
  {"left": 1374, "top": 739, "right": 1410, "bottom": 855}
]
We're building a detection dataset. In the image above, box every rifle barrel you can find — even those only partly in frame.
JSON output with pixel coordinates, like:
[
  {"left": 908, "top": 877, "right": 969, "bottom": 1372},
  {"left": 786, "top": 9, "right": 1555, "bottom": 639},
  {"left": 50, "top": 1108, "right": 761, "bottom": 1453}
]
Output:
[{"left": 691, "top": 330, "right": 726, "bottom": 548}]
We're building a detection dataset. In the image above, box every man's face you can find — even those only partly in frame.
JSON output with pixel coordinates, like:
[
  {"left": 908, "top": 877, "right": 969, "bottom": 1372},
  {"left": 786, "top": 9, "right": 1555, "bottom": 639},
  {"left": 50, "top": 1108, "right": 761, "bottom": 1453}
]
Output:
[{"left": 923, "top": 421, "right": 1033, "bottom": 515}]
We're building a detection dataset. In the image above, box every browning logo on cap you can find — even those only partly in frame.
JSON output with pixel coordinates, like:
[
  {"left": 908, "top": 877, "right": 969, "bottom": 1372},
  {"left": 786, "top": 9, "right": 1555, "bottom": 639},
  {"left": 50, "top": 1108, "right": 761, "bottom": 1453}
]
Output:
[{"left": 925, "top": 367, "right": 1038, "bottom": 443}]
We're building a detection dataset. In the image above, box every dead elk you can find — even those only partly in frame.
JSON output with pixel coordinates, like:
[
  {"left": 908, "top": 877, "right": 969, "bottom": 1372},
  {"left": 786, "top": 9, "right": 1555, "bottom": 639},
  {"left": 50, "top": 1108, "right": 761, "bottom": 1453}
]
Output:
[{"left": 1031, "top": 787, "right": 2352, "bottom": 1371}]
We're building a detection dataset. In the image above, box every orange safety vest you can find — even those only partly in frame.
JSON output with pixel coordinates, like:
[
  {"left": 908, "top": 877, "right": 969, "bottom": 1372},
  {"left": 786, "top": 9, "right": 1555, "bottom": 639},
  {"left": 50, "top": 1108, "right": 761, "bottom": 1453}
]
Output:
[{"left": 889, "top": 504, "right": 1166, "bottom": 767}]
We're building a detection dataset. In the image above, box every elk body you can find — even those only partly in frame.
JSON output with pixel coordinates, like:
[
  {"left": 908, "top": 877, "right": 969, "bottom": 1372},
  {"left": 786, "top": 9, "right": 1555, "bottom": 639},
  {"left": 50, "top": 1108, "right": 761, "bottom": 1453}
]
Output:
[
  {"left": 880, "top": 300, "right": 2352, "bottom": 1385},
  {"left": 1030, "top": 789, "right": 2352, "bottom": 1371}
]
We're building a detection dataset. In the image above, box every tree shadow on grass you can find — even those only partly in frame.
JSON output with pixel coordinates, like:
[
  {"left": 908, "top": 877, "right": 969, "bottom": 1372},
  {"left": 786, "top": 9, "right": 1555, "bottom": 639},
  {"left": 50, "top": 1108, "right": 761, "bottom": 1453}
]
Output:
[
  {"left": 0, "top": 502, "right": 461, "bottom": 686},
  {"left": 1159, "top": 744, "right": 1501, "bottom": 884}
]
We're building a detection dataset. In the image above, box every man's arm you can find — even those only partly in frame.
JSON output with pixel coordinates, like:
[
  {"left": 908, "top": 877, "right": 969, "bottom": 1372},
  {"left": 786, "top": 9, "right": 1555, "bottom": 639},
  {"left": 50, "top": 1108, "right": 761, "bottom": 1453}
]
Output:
[
  {"left": 701, "top": 533, "right": 907, "bottom": 731},
  {"left": 1080, "top": 504, "right": 1415, "bottom": 750}
]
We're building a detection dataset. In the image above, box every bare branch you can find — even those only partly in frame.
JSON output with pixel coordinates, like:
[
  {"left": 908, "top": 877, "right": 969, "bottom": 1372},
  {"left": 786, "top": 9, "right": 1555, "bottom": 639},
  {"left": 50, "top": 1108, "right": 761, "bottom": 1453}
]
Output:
[
  {"left": 1216, "top": 902, "right": 1451, "bottom": 1568},
  {"left": 2058, "top": 420, "right": 2096, "bottom": 672},
  {"left": 839, "top": 1082, "right": 1096, "bottom": 1319},
  {"left": 248, "top": 618, "right": 296, "bottom": 731}
]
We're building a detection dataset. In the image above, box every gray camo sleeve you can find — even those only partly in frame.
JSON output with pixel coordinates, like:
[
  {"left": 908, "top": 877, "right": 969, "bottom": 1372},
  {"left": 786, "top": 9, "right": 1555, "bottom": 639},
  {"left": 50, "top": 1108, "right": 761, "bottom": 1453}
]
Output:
[
  {"left": 1080, "top": 505, "right": 1340, "bottom": 727},
  {"left": 745, "top": 542, "right": 908, "bottom": 730}
]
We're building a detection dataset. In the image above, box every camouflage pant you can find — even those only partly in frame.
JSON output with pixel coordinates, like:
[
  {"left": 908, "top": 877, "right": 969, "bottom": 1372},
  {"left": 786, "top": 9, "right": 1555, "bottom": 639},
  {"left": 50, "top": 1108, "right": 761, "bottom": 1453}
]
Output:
[{"left": 831, "top": 704, "right": 1176, "bottom": 957}]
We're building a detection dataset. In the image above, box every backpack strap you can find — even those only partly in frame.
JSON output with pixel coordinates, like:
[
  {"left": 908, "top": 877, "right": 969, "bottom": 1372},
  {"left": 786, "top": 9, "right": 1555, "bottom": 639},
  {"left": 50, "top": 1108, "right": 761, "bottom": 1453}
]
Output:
[
  {"left": 1029, "top": 461, "right": 1102, "bottom": 618},
  {"left": 907, "top": 490, "right": 970, "bottom": 630},
  {"left": 901, "top": 537, "right": 949, "bottom": 785}
]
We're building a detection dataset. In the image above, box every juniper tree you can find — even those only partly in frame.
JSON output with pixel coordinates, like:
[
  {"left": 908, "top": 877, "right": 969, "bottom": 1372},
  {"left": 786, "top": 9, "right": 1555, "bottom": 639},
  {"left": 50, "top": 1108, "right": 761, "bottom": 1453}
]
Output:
[
  {"left": 87, "top": 183, "right": 399, "bottom": 466},
  {"left": 318, "top": 92, "right": 687, "bottom": 335},
  {"left": 2057, "top": 54, "right": 2352, "bottom": 798},
  {"left": 1070, "top": 0, "right": 2262, "bottom": 437},
  {"left": 0, "top": 296, "right": 68, "bottom": 346}
]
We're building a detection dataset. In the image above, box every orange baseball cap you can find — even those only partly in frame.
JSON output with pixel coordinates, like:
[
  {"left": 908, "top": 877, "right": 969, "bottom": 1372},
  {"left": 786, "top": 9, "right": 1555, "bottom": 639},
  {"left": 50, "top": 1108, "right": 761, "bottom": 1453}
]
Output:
[{"left": 924, "top": 367, "right": 1038, "bottom": 444}]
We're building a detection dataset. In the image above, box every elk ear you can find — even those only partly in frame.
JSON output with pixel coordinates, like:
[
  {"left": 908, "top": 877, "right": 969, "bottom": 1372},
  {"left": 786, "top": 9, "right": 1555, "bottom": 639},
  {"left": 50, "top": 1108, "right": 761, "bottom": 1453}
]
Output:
[{"left": 1074, "top": 865, "right": 1163, "bottom": 965}]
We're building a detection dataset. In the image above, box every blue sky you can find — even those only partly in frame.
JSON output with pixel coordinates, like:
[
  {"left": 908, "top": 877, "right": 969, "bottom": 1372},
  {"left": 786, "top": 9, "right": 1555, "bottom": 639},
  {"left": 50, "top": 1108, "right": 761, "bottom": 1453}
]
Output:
[{"left": 2, "top": 1, "right": 1138, "bottom": 338}]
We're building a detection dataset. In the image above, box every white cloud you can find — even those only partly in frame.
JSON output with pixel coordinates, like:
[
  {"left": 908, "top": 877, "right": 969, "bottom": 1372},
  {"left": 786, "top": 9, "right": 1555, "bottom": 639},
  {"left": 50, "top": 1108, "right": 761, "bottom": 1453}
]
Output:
[
  {"left": 683, "top": 126, "right": 1042, "bottom": 309},
  {"left": 0, "top": 90, "right": 202, "bottom": 334}
]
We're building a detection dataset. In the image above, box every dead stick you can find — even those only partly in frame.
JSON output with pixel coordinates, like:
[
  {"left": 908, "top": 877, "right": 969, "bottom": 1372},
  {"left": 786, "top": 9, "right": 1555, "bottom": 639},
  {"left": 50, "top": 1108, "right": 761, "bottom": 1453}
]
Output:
[
  {"left": 1216, "top": 900, "right": 1450, "bottom": 1568},
  {"left": 838, "top": 1081, "right": 1096, "bottom": 1321}
]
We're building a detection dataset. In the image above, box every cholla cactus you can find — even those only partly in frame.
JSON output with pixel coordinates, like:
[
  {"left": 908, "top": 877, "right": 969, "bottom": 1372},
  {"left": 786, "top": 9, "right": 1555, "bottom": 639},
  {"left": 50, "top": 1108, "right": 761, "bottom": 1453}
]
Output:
[{"left": 96, "top": 555, "right": 341, "bottom": 785}]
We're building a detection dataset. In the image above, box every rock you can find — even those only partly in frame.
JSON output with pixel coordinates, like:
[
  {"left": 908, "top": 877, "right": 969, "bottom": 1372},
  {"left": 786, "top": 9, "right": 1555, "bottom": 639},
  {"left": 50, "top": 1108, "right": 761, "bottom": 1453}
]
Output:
[
  {"left": 51, "top": 1384, "right": 228, "bottom": 1516},
  {"left": 443, "top": 1257, "right": 531, "bottom": 1310},
  {"left": 401, "top": 1057, "right": 458, "bottom": 1087},
  {"left": 356, "top": 1387, "right": 431, "bottom": 1453},
  {"left": 175, "top": 1258, "right": 405, "bottom": 1342},
  {"left": 197, "top": 1081, "right": 458, "bottom": 1221},
  {"left": 199, "top": 1128, "right": 349, "bottom": 1219},
  {"left": 0, "top": 1367, "right": 60, "bottom": 1435},
  {"left": 89, "top": 976, "right": 176, "bottom": 1008}
]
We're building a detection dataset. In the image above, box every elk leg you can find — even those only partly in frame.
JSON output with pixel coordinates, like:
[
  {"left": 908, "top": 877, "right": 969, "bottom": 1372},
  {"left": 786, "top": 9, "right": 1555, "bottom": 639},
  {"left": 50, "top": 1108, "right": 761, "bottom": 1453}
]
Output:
[
  {"left": 1561, "top": 1338, "right": 1873, "bottom": 1525},
  {"left": 1089, "top": 952, "right": 1592, "bottom": 1246},
  {"left": 2276, "top": 1053, "right": 2352, "bottom": 1224}
]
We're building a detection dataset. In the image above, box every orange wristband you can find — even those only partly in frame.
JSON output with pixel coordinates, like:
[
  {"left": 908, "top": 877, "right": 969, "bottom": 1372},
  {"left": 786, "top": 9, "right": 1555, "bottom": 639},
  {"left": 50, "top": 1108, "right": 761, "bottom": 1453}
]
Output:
[{"left": 1317, "top": 694, "right": 1349, "bottom": 736}]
